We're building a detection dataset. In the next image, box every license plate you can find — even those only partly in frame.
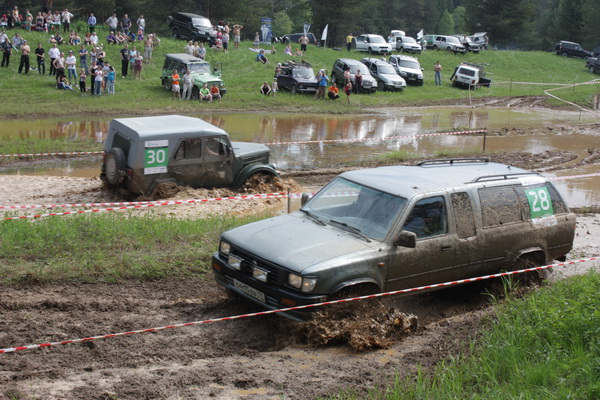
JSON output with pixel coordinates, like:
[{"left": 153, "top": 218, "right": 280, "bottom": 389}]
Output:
[{"left": 234, "top": 279, "right": 266, "bottom": 303}]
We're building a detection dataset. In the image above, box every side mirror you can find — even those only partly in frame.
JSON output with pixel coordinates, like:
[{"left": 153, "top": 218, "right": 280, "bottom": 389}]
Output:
[
  {"left": 421, "top": 68, "right": 424, "bottom": 71},
  {"left": 301, "top": 192, "right": 312, "bottom": 206},
  {"left": 395, "top": 230, "right": 416, "bottom": 248}
]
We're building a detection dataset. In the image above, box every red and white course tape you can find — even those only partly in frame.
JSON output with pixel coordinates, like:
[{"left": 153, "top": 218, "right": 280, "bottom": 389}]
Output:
[
  {"left": 0, "top": 151, "right": 103, "bottom": 158},
  {"left": 0, "top": 256, "right": 597, "bottom": 354}
]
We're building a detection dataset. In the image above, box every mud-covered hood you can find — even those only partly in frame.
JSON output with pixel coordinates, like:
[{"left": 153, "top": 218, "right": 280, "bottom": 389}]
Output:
[{"left": 222, "top": 213, "right": 375, "bottom": 273}]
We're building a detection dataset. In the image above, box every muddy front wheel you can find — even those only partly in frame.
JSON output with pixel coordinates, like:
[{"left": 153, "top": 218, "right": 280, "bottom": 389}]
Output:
[{"left": 105, "top": 147, "right": 127, "bottom": 185}]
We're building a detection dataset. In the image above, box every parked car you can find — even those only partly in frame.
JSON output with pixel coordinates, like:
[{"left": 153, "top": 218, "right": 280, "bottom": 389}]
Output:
[
  {"left": 450, "top": 62, "right": 492, "bottom": 89},
  {"left": 388, "top": 55, "right": 423, "bottom": 86},
  {"left": 467, "top": 32, "right": 489, "bottom": 50},
  {"left": 212, "top": 158, "right": 576, "bottom": 320},
  {"left": 353, "top": 34, "right": 393, "bottom": 54},
  {"left": 277, "top": 32, "right": 318, "bottom": 46},
  {"left": 160, "top": 53, "right": 226, "bottom": 98},
  {"left": 361, "top": 58, "right": 406, "bottom": 91},
  {"left": 393, "top": 36, "right": 422, "bottom": 53},
  {"left": 275, "top": 60, "right": 318, "bottom": 94},
  {"left": 555, "top": 40, "right": 592, "bottom": 58},
  {"left": 100, "top": 115, "right": 277, "bottom": 197},
  {"left": 452, "top": 35, "right": 482, "bottom": 53},
  {"left": 587, "top": 56, "right": 600, "bottom": 74},
  {"left": 166, "top": 12, "right": 215, "bottom": 45},
  {"left": 432, "top": 35, "right": 466, "bottom": 53},
  {"left": 331, "top": 58, "right": 377, "bottom": 93}
]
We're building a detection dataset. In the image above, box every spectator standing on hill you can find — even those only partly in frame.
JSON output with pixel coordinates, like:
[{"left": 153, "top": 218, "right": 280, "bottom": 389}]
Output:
[
  {"left": 89, "top": 60, "right": 98, "bottom": 94},
  {"left": 79, "top": 68, "right": 86, "bottom": 94},
  {"left": 253, "top": 32, "right": 260, "bottom": 48},
  {"left": 299, "top": 34, "right": 309, "bottom": 53},
  {"left": 35, "top": 42, "right": 45, "bottom": 74},
  {"left": 121, "top": 14, "right": 131, "bottom": 35},
  {"left": 315, "top": 69, "right": 328, "bottom": 100},
  {"left": 106, "top": 14, "right": 118, "bottom": 33},
  {"left": 106, "top": 65, "right": 115, "bottom": 94},
  {"left": 232, "top": 24, "right": 243, "bottom": 50},
  {"left": 137, "top": 15, "right": 145, "bottom": 33},
  {"left": 133, "top": 51, "right": 143, "bottom": 80},
  {"left": 120, "top": 43, "right": 129, "bottom": 78},
  {"left": 171, "top": 69, "right": 180, "bottom": 99},
  {"left": 93, "top": 66, "right": 103, "bottom": 95},
  {"left": 66, "top": 49, "right": 77, "bottom": 82},
  {"left": 344, "top": 80, "right": 352, "bottom": 103},
  {"left": 79, "top": 43, "right": 88, "bottom": 73},
  {"left": 346, "top": 33, "right": 353, "bottom": 51},
  {"left": 143, "top": 34, "right": 153, "bottom": 63},
  {"left": 355, "top": 68, "right": 362, "bottom": 93},
  {"left": 184, "top": 40, "right": 194, "bottom": 55},
  {"left": 48, "top": 42, "right": 59, "bottom": 75},
  {"left": 1, "top": 37, "right": 12, "bottom": 67},
  {"left": 222, "top": 31, "right": 229, "bottom": 53},
  {"left": 61, "top": 9, "right": 72, "bottom": 33},
  {"left": 181, "top": 68, "right": 193, "bottom": 100},
  {"left": 53, "top": 52, "right": 66, "bottom": 83},
  {"left": 18, "top": 39, "right": 30, "bottom": 74},
  {"left": 87, "top": 13, "right": 96, "bottom": 34},
  {"left": 434, "top": 61, "right": 442, "bottom": 86}
]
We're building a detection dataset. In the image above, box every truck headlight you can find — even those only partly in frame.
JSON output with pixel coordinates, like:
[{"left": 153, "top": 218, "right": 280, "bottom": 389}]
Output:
[
  {"left": 227, "top": 254, "right": 242, "bottom": 270},
  {"left": 288, "top": 274, "right": 318, "bottom": 293},
  {"left": 219, "top": 241, "right": 231, "bottom": 256}
]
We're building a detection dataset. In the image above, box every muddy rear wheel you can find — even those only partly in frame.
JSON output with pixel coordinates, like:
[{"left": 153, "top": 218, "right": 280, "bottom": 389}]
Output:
[{"left": 105, "top": 147, "right": 127, "bottom": 185}]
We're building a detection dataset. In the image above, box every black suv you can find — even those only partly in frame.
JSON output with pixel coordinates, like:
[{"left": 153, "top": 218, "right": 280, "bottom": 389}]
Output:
[
  {"left": 167, "top": 12, "right": 216, "bottom": 45},
  {"left": 275, "top": 60, "right": 318, "bottom": 94},
  {"left": 555, "top": 41, "right": 592, "bottom": 58}
]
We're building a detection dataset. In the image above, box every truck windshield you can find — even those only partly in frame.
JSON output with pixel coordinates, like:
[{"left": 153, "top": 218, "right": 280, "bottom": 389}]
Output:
[
  {"left": 379, "top": 64, "right": 397, "bottom": 75},
  {"left": 189, "top": 63, "right": 211, "bottom": 73},
  {"left": 293, "top": 67, "right": 315, "bottom": 79},
  {"left": 399, "top": 60, "right": 420, "bottom": 69},
  {"left": 302, "top": 177, "right": 407, "bottom": 240},
  {"left": 192, "top": 17, "right": 212, "bottom": 28}
]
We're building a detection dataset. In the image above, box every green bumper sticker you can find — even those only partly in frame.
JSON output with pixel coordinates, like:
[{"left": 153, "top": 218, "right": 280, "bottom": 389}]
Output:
[
  {"left": 525, "top": 187, "right": 554, "bottom": 218},
  {"left": 144, "top": 140, "right": 169, "bottom": 174}
]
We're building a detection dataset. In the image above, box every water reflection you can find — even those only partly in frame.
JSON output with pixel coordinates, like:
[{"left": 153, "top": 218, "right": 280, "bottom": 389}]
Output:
[{"left": 0, "top": 108, "right": 598, "bottom": 206}]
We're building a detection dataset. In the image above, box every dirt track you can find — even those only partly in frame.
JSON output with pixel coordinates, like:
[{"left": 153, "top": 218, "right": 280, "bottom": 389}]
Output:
[{"left": 1, "top": 144, "right": 600, "bottom": 399}]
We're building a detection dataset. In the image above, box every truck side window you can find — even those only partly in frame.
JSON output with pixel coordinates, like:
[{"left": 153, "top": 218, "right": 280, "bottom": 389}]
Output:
[
  {"left": 205, "top": 137, "right": 227, "bottom": 157},
  {"left": 451, "top": 192, "right": 476, "bottom": 238},
  {"left": 174, "top": 138, "right": 202, "bottom": 160},
  {"left": 479, "top": 186, "right": 522, "bottom": 226},
  {"left": 403, "top": 196, "right": 447, "bottom": 238}
]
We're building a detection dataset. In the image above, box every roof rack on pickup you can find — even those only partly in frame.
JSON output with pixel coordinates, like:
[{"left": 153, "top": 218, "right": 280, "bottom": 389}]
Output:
[
  {"left": 470, "top": 172, "right": 540, "bottom": 183},
  {"left": 416, "top": 157, "right": 490, "bottom": 166}
]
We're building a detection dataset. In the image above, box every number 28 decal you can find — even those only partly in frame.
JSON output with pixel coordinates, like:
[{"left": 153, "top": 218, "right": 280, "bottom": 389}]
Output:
[{"left": 526, "top": 187, "right": 554, "bottom": 218}]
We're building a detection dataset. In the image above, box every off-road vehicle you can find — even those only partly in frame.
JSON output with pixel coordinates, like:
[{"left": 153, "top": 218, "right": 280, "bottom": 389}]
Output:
[
  {"left": 388, "top": 55, "right": 424, "bottom": 86},
  {"left": 101, "top": 115, "right": 277, "bottom": 197},
  {"left": 555, "top": 40, "right": 592, "bottom": 58},
  {"left": 331, "top": 58, "right": 377, "bottom": 93},
  {"left": 392, "top": 36, "right": 422, "bottom": 53},
  {"left": 450, "top": 62, "right": 492, "bottom": 89},
  {"left": 160, "top": 53, "right": 226, "bottom": 98},
  {"left": 213, "top": 158, "right": 575, "bottom": 320},
  {"left": 275, "top": 60, "right": 318, "bottom": 94},
  {"left": 361, "top": 57, "right": 406, "bottom": 91},
  {"left": 167, "top": 12, "right": 216, "bottom": 45},
  {"left": 432, "top": 35, "right": 466, "bottom": 53}
]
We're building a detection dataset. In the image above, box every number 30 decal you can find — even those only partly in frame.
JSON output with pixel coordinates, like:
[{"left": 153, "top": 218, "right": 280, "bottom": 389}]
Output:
[{"left": 526, "top": 187, "right": 554, "bottom": 218}]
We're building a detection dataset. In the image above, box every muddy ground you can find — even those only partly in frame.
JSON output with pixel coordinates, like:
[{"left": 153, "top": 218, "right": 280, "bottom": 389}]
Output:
[{"left": 1, "top": 137, "right": 600, "bottom": 399}]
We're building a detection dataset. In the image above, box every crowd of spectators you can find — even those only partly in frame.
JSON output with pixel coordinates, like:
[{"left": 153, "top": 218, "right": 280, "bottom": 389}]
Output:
[{"left": 1, "top": 6, "right": 158, "bottom": 95}]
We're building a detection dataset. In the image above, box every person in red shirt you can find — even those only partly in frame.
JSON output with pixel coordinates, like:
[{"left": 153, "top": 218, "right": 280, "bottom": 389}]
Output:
[
  {"left": 210, "top": 83, "right": 221, "bottom": 102},
  {"left": 171, "top": 69, "right": 180, "bottom": 99}
]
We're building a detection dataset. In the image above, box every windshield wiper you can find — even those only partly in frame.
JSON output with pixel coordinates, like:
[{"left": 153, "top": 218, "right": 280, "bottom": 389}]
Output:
[
  {"left": 300, "top": 209, "right": 326, "bottom": 225},
  {"left": 329, "top": 219, "right": 371, "bottom": 242}
]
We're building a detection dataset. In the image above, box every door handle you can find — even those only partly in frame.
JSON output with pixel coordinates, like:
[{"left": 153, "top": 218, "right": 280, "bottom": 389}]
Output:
[{"left": 441, "top": 245, "right": 452, "bottom": 252}]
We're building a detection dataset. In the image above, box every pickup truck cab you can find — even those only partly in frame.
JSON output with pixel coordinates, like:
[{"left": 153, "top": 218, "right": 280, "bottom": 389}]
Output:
[{"left": 212, "top": 158, "right": 575, "bottom": 320}]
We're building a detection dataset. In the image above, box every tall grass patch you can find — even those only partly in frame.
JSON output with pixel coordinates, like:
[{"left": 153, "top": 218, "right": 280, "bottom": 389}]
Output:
[
  {"left": 0, "top": 211, "right": 264, "bottom": 284},
  {"left": 352, "top": 271, "right": 600, "bottom": 400}
]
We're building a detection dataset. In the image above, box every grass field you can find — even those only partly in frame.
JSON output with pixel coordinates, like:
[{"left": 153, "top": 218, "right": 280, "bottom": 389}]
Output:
[{"left": 1, "top": 29, "right": 598, "bottom": 118}]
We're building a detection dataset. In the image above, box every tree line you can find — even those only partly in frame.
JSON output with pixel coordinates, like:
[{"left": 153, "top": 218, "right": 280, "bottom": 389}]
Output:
[{"left": 4, "top": 0, "right": 598, "bottom": 50}]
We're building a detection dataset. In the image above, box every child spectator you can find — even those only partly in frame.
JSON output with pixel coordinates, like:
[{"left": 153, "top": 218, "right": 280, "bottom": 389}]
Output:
[{"left": 79, "top": 68, "right": 86, "bottom": 95}]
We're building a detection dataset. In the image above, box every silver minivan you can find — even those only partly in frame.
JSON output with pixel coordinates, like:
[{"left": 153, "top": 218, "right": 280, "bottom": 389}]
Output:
[{"left": 212, "top": 158, "right": 575, "bottom": 320}]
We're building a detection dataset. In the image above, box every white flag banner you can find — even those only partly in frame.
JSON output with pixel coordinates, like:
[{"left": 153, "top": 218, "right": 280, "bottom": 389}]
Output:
[
  {"left": 417, "top": 29, "right": 424, "bottom": 40},
  {"left": 321, "top": 24, "right": 328, "bottom": 41}
]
